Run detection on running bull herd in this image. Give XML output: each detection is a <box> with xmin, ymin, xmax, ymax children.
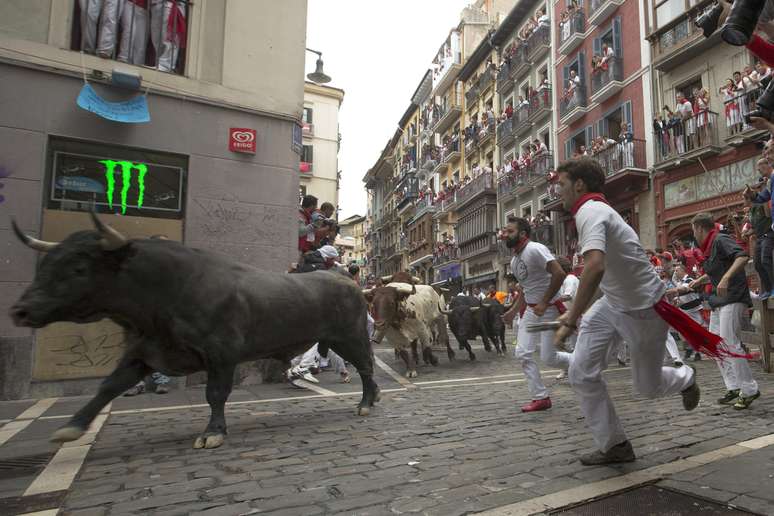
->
<box><xmin>9</xmin><ymin>214</ymin><xmax>510</xmax><ymax>449</ymax></box>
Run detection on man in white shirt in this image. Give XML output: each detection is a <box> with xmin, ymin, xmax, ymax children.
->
<box><xmin>554</xmin><ymin>158</ymin><xmax>699</xmax><ymax>465</ymax></box>
<box><xmin>555</xmin><ymin>257</ymin><xmax>579</xmax><ymax>379</ymax></box>
<box><xmin>501</xmin><ymin>217</ymin><xmax>569</xmax><ymax>412</ymax></box>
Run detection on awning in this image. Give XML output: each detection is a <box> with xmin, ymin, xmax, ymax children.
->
<box><xmin>409</xmin><ymin>254</ymin><xmax>433</xmax><ymax>268</ymax></box>
<box><xmin>463</xmin><ymin>272</ymin><xmax>498</xmax><ymax>286</ymax></box>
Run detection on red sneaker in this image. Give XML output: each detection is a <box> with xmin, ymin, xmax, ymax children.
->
<box><xmin>521</xmin><ymin>398</ymin><xmax>552</xmax><ymax>412</ymax></box>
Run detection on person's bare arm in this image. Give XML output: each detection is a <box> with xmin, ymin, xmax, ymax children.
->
<box><xmin>534</xmin><ymin>260</ymin><xmax>566</xmax><ymax>315</ymax></box>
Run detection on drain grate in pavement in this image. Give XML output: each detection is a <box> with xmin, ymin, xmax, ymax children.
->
<box><xmin>551</xmin><ymin>484</ymin><xmax>761</xmax><ymax>515</ymax></box>
<box><xmin>0</xmin><ymin>454</ymin><xmax>52</xmax><ymax>479</ymax></box>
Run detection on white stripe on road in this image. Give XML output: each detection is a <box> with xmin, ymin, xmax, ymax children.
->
<box><xmin>17</xmin><ymin>510</ymin><xmax>59</xmax><ymax>516</ymax></box>
<box><xmin>0</xmin><ymin>419</ymin><xmax>35</xmax><ymax>447</ymax></box>
<box><xmin>16</xmin><ymin>398</ymin><xmax>58</xmax><ymax>420</ymax></box>
<box><xmin>413</xmin><ymin>371</ymin><xmax>562</xmax><ymax>385</ymax></box>
<box><xmin>374</xmin><ymin>355</ymin><xmax>417</xmax><ymax>389</ymax></box>
<box><xmin>24</xmin><ymin>405</ymin><xmax>111</xmax><ymax>497</ymax></box>
<box><xmin>0</xmin><ymin>398</ymin><xmax>59</xmax><ymax>447</ymax></box>
<box><xmin>477</xmin><ymin>431</ymin><xmax>774</xmax><ymax>516</ymax></box>
<box><xmin>291</xmin><ymin>379</ymin><xmax>337</xmax><ymax>396</ymax></box>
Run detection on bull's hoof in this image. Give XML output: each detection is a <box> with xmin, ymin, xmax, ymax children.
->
<box><xmin>484</xmin><ymin>346</ymin><xmax>492</xmax><ymax>352</ymax></box>
<box><xmin>374</xmin><ymin>388</ymin><xmax>382</xmax><ymax>403</ymax></box>
<box><xmin>357</xmin><ymin>405</ymin><xmax>371</xmax><ymax>416</ymax></box>
<box><xmin>497</xmin><ymin>350</ymin><xmax>504</xmax><ymax>357</ymax></box>
<box><xmin>469</xmin><ymin>353</ymin><xmax>477</xmax><ymax>362</ymax></box>
<box><xmin>407</xmin><ymin>370</ymin><xmax>418</xmax><ymax>378</ymax></box>
<box><xmin>429</xmin><ymin>355</ymin><xmax>439</xmax><ymax>367</ymax></box>
<box><xmin>51</xmin><ymin>426</ymin><xmax>85</xmax><ymax>443</ymax></box>
<box><xmin>193</xmin><ymin>433</ymin><xmax>225</xmax><ymax>449</ymax></box>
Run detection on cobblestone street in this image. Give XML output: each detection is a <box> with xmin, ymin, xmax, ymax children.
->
<box><xmin>1</xmin><ymin>333</ymin><xmax>774</xmax><ymax>515</ymax></box>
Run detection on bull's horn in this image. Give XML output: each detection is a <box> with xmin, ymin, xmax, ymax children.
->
<box><xmin>412</xmin><ymin>276</ymin><xmax>422</xmax><ymax>284</ymax></box>
<box><xmin>89</xmin><ymin>211</ymin><xmax>128</xmax><ymax>250</ymax></box>
<box><xmin>439</xmin><ymin>287</ymin><xmax>450</xmax><ymax>292</ymax></box>
<box><xmin>362</xmin><ymin>288</ymin><xmax>374</xmax><ymax>296</ymax></box>
<box><xmin>11</xmin><ymin>219</ymin><xmax>58</xmax><ymax>252</ymax></box>
<box><xmin>381</xmin><ymin>274</ymin><xmax>393</xmax><ymax>283</ymax></box>
<box><xmin>468</xmin><ymin>306</ymin><xmax>480</xmax><ymax>312</ymax></box>
<box><xmin>393</xmin><ymin>283</ymin><xmax>414</xmax><ymax>295</ymax></box>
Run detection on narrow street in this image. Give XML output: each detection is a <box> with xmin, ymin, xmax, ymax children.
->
<box><xmin>1</xmin><ymin>332</ymin><xmax>773</xmax><ymax>515</ymax></box>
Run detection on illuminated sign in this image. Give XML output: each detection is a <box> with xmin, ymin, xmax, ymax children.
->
<box><xmin>99</xmin><ymin>160</ymin><xmax>147</xmax><ymax>214</ymax></box>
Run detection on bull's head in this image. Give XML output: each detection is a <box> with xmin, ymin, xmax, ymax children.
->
<box><xmin>9</xmin><ymin>213</ymin><xmax>130</xmax><ymax>328</ymax></box>
<box><xmin>362</xmin><ymin>283</ymin><xmax>413</xmax><ymax>342</ymax></box>
<box><xmin>446</xmin><ymin>299</ymin><xmax>480</xmax><ymax>340</ymax></box>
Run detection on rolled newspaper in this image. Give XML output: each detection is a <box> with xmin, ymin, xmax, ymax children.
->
<box><xmin>525</xmin><ymin>320</ymin><xmax>562</xmax><ymax>333</ymax></box>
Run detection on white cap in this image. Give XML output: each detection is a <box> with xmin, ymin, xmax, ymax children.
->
<box><xmin>318</xmin><ymin>245</ymin><xmax>339</xmax><ymax>259</ymax></box>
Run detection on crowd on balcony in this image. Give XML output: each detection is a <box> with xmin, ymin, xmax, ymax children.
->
<box><xmin>570</xmin><ymin>124</ymin><xmax>635</xmax><ymax>170</ymax></box>
<box><xmin>433</xmin><ymin>235</ymin><xmax>458</xmax><ymax>263</ymax></box>
<box><xmin>439</xmin><ymin>132</ymin><xmax>461</xmax><ymax>160</ymax></box>
<box><xmin>720</xmin><ymin>64</ymin><xmax>771</xmax><ymax>135</ymax></box>
<box><xmin>496</xmin><ymin>8</ymin><xmax>549</xmax><ymax>72</ymax></box>
<box><xmin>558</xmin><ymin>0</ymin><xmax>582</xmax><ymax>42</ymax></box>
<box><xmin>497</xmin><ymin>140</ymin><xmax>551</xmax><ymax>187</ymax></box>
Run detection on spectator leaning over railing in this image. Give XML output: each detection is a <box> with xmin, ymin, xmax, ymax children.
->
<box><xmin>743</xmin><ymin>156</ymin><xmax>774</xmax><ymax>299</ymax></box>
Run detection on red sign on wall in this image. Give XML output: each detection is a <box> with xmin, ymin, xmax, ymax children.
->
<box><xmin>229</xmin><ymin>128</ymin><xmax>256</xmax><ymax>154</ymax></box>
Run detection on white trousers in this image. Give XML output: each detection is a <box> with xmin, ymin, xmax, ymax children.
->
<box><xmin>569</xmin><ymin>296</ymin><xmax>694</xmax><ymax>452</ymax></box>
<box><xmin>709</xmin><ymin>303</ymin><xmax>758</xmax><ymax>397</ymax></box>
<box><xmin>150</xmin><ymin>0</ymin><xmax>186</xmax><ymax>71</ymax></box>
<box><xmin>117</xmin><ymin>1</ymin><xmax>148</xmax><ymax>64</ymax></box>
<box><xmin>295</xmin><ymin>343</ymin><xmax>347</xmax><ymax>375</ymax></box>
<box><xmin>515</xmin><ymin>306</ymin><xmax>572</xmax><ymax>400</ymax></box>
<box><xmin>665</xmin><ymin>332</ymin><xmax>681</xmax><ymax>362</ymax></box>
<box><xmin>79</xmin><ymin>0</ymin><xmax>122</xmax><ymax>57</ymax></box>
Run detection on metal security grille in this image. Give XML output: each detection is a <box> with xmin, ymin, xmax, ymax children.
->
<box><xmin>552</xmin><ymin>485</ymin><xmax>760</xmax><ymax>516</ymax></box>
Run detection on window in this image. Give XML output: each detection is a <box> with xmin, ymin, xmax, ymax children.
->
<box><xmin>521</xmin><ymin>203</ymin><xmax>532</xmax><ymax>218</ymax></box>
<box><xmin>564</xmin><ymin>126</ymin><xmax>592</xmax><ymax>159</ymax></box>
<box><xmin>302</xmin><ymin>145</ymin><xmax>314</xmax><ymax>163</ymax></box>
<box><xmin>542</xmin><ymin>131</ymin><xmax>550</xmax><ymax>150</ymax></box>
<box><xmin>675</xmin><ymin>77</ymin><xmax>703</xmax><ymax>103</ymax></box>
<box><xmin>71</xmin><ymin>1</ymin><xmax>190</xmax><ymax>75</ymax></box>
<box><xmin>593</xmin><ymin>17</ymin><xmax>622</xmax><ymax>58</ymax></box>
<box><xmin>46</xmin><ymin>137</ymin><xmax>187</xmax><ymax>220</ymax></box>
<box><xmin>303</xmin><ymin>107</ymin><xmax>313</xmax><ymax>124</ymax></box>
<box><xmin>655</xmin><ymin>0</ymin><xmax>684</xmax><ymax>28</ymax></box>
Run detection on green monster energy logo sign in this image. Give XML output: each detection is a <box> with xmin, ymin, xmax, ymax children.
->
<box><xmin>99</xmin><ymin>160</ymin><xmax>147</xmax><ymax>214</ymax></box>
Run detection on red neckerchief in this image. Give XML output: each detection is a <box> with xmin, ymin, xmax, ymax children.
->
<box><xmin>698</xmin><ymin>228</ymin><xmax>719</xmax><ymax>263</ymax></box>
<box><xmin>570</xmin><ymin>193</ymin><xmax>609</xmax><ymax>216</ymax></box>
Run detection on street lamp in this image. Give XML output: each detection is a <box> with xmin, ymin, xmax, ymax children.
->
<box><xmin>306</xmin><ymin>48</ymin><xmax>332</xmax><ymax>84</ymax></box>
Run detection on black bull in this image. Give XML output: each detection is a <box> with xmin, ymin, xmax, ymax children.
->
<box><xmin>443</xmin><ymin>296</ymin><xmax>509</xmax><ymax>358</ymax></box>
<box><xmin>8</xmin><ymin>214</ymin><xmax>379</xmax><ymax>449</ymax></box>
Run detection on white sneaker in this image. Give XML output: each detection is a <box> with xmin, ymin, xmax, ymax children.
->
<box><xmin>287</xmin><ymin>366</ymin><xmax>320</xmax><ymax>384</ymax></box>
<box><xmin>555</xmin><ymin>371</ymin><xmax>567</xmax><ymax>380</ymax></box>
<box><xmin>320</xmin><ymin>358</ymin><xmax>330</xmax><ymax>369</ymax></box>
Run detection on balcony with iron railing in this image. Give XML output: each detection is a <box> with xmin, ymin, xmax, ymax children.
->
<box><xmin>433</xmin><ymin>90</ymin><xmax>464</xmax><ymax>134</ymax></box>
<box><xmin>526</xmin><ymin>24</ymin><xmax>550</xmax><ymax>61</ymax></box>
<box><xmin>527</xmin><ymin>153</ymin><xmax>554</xmax><ymax>186</ymax></box>
<box><xmin>528</xmin><ymin>88</ymin><xmax>552</xmax><ymax>122</ymax></box>
<box><xmin>558</xmin><ymin>10</ymin><xmax>585</xmax><ymax>55</ymax></box>
<box><xmin>654</xmin><ymin>111</ymin><xmax>722</xmax><ymax>170</ymax></box>
<box><xmin>477</xmin><ymin>67</ymin><xmax>495</xmax><ymax>95</ymax></box>
<box><xmin>497</xmin><ymin>118</ymin><xmax>514</xmax><ymax>147</ymax></box>
<box><xmin>513</xmin><ymin>105</ymin><xmax>531</xmax><ymax>137</ymax></box>
<box><xmin>409</xmin><ymin>238</ymin><xmax>433</xmax><ymax>264</ymax></box>
<box><xmin>465</xmin><ymin>83</ymin><xmax>479</xmax><ymax>108</ymax></box>
<box><xmin>560</xmin><ymin>85</ymin><xmax>588</xmax><ymax>124</ymax></box>
<box><xmin>590</xmin><ymin>56</ymin><xmax>624</xmax><ymax>104</ymax></box>
<box><xmin>413</xmin><ymin>195</ymin><xmax>437</xmax><ymax>219</ymax></box>
<box><xmin>478</xmin><ymin>123</ymin><xmax>495</xmax><ymax>147</ymax></box>
<box><xmin>433</xmin><ymin>49</ymin><xmax>463</xmax><ymax>96</ymax></box>
<box><xmin>464</xmin><ymin>136</ymin><xmax>478</xmax><ymax>156</ymax></box>
<box><xmin>383</xmin><ymin>243</ymin><xmax>397</xmax><ymax>260</ymax></box>
<box><xmin>497</xmin><ymin>62</ymin><xmax>513</xmax><ymax>94</ymax></box>
<box><xmin>590</xmin><ymin>139</ymin><xmax>649</xmax><ymax>199</ymax></box>
<box><xmin>455</xmin><ymin>171</ymin><xmax>495</xmax><ymax>211</ymax></box>
<box><xmin>724</xmin><ymin>88</ymin><xmax>770</xmax><ymax>144</ymax></box>
<box><xmin>422</xmin><ymin>147</ymin><xmax>440</xmax><ymax>170</ymax></box>
<box><xmin>651</xmin><ymin>8</ymin><xmax>721</xmax><ymax>72</ymax></box>
<box><xmin>497</xmin><ymin>170</ymin><xmax>519</xmax><ymax>198</ymax></box>
<box><xmin>542</xmin><ymin>181</ymin><xmax>564</xmax><ymax>211</ymax></box>
<box><xmin>433</xmin><ymin>244</ymin><xmax>460</xmax><ymax>266</ymax></box>
<box><xmin>496</xmin><ymin>240</ymin><xmax>512</xmax><ymax>264</ymax></box>
<box><xmin>509</xmin><ymin>44</ymin><xmax>531</xmax><ymax>80</ymax></box>
<box><xmin>588</xmin><ymin>0</ymin><xmax>624</xmax><ymax>26</ymax></box>
<box><xmin>433</xmin><ymin>190</ymin><xmax>459</xmax><ymax>217</ymax></box>
<box><xmin>460</xmin><ymin>232</ymin><xmax>499</xmax><ymax>260</ymax></box>
<box><xmin>442</xmin><ymin>138</ymin><xmax>461</xmax><ymax>163</ymax></box>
